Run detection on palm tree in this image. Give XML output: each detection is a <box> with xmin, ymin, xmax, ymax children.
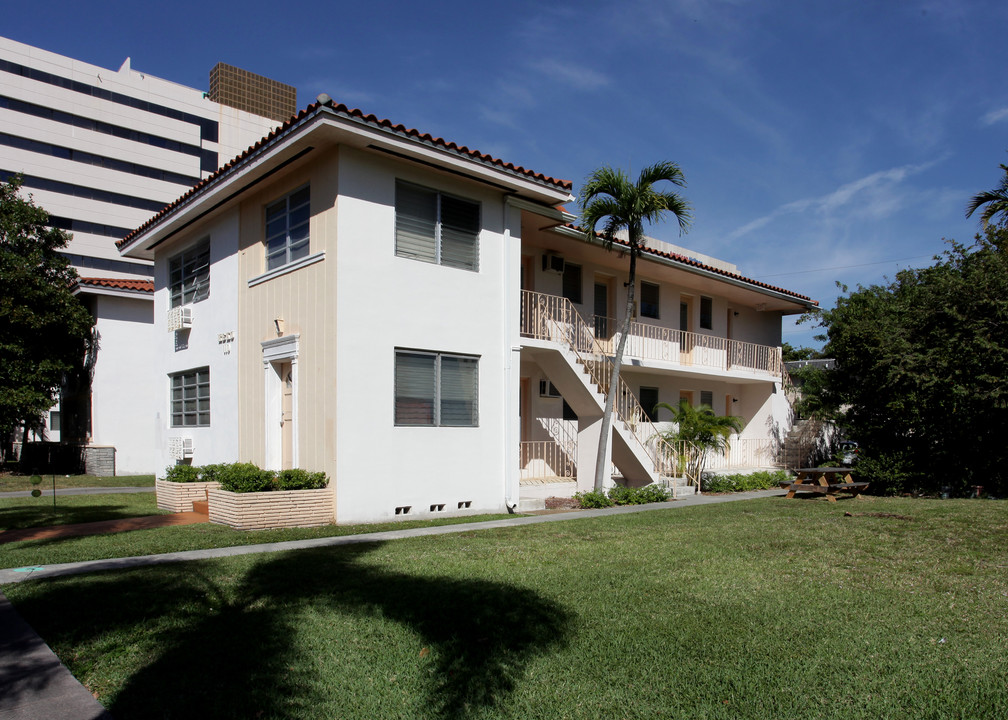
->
<box><xmin>965</xmin><ymin>162</ymin><xmax>1008</xmax><ymax>229</ymax></box>
<box><xmin>579</xmin><ymin>162</ymin><xmax>691</xmax><ymax>491</ymax></box>
<box><xmin>655</xmin><ymin>399</ymin><xmax>743</xmax><ymax>483</ymax></box>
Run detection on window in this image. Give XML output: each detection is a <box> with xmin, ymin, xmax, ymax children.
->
<box><xmin>395</xmin><ymin>181</ymin><xmax>480</xmax><ymax>271</ymax></box>
<box><xmin>562</xmin><ymin>263</ymin><xmax>582</xmax><ymax>304</ymax></box>
<box><xmin>169</xmin><ymin>240</ymin><xmax>210</xmax><ymax>308</ymax></box>
<box><xmin>562</xmin><ymin>399</ymin><xmax>578</xmax><ymax>421</ymax></box>
<box><xmin>49</xmin><ymin>411</ymin><xmax>61</xmax><ymax>432</ymax></box>
<box><xmin>395</xmin><ymin>350</ymin><xmax>478</xmax><ymax>427</ymax></box>
<box><xmin>700</xmin><ymin>390</ymin><xmax>713</xmax><ymax>408</ymax></box>
<box><xmin>640</xmin><ymin>281</ymin><xmax>660</xmax><ymax>319</ymax></box>
<box><xmin>265</xmin><ymin>185</ymin><xmax>310</xmax><ymax>271</ymax></box>
<box><xmin>639</xmin><ymin>387</ymin><xmax>659</xmax><ymax>421</ymax></box>
<box><xmin>700</xmin><ymin>296</ymin><xmax>713</xmax><ymax>330</ymax></box>
<box><xmin>170</xmin><ymin>367</ymin><xmax>210</xmax><ymax>427</ymax></box>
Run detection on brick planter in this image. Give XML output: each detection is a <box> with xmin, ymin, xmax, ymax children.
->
<box><xmin>207</xmin><ymin>487</ymin><xmax>334</xmax><ymax>530</ymax></box>
<box><xmin>156</xmin><ymin>479</ymin><xmax>221</xmax><ymax>513</ymax></box>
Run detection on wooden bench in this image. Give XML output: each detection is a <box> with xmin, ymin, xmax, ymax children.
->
<box><xmin>784</xmin><ymin>468</ymin><xmax>869</xmax><ymax>502</ymax></box>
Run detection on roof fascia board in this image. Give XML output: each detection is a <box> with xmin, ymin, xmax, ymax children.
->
<box><xmin>72</xmin><ymin>285</ymin><xmax>153</xmax><ymax>300</ymax></box>
<box><xmin>553</xmin><ymin>225</ymin><xmax>816</xmax><ymax>311</ymax></box>
<box><xmin>505</xmin><ymin>195</ymin><xmax>577</xmax><ymax>223</ymax></box>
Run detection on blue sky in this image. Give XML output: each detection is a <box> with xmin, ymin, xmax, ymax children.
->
<box><xmin>7</xmin><ymin>0</ymin><xmax>1008</xmax><ymax>348</ymax></box>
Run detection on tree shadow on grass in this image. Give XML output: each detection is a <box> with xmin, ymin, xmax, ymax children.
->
<box><xmin>12</xmin><ymin>542</ymin><xmax>571</xmax><ymax>719</ymax></box>
<box><xmin>0</xmin><ymin>502</ymin><xmax>162</xmax><ymax>533</ymax></box>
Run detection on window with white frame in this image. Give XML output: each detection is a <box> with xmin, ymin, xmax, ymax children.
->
<box><xmin>394</xmin><ymin>350</ymin><xmax>479</xmax><ymax>426</ymax></box>
<box><xmin>640</xmin><ymin>281</ymin><xmax>660</xmax><ymax>319</ymax></box>
<box><xmin>170</xmin><ymin>367</ymin><xmax>210</xmax><ymax>427</ymax></box>
<box><xmin>395</xmin><ymin>181</ymin><xmax>480</xmax><ymax>271</ymax></box>
<box><xmin>169</xmin><ymin>239</ymin><xmax>210</xmax><ymax>308</ymax></box>
<box><xmin>265</xmin><ymin>185</ymin><xmax>310</xmax><ymax>271</ymax></box>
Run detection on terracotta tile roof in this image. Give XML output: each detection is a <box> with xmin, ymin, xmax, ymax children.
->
<box><xmin>566</xmin><ymin>224</ymin><xmax>818</xmax><ymax>306</ymax></box>
<box><xmin>73</xmin><ymin>276</ymin><xmax>154</xmax><ymax>293</ymax></box>
<box><xmin>118</xmin><ymin>98</ymin><xmax>572</xmax><ymax>251</ymax></box>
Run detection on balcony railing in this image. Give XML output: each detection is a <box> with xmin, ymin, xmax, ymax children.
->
<box><xmin>519</xmin><ymin>440</ymin><xmax>577</xmax><ymax>483</ymax></box>
<box><xmin>589</xmin><ymin>314</ymin><xmax>782</xmax><ymax>378</ymax></box>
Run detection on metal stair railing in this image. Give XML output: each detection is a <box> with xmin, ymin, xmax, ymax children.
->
<box><xmin>521</xmin><ymin>290</ymin><xmax>696</xmax><ymax>488</ymax></box>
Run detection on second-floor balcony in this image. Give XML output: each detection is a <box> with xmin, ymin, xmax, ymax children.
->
<box><xmin>520</xmin><ymin>290</ymin><xmax>783</xmax><ymax>380</ymax></box>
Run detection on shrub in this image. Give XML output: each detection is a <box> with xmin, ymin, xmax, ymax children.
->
<box><xmin>275</xmin><ymin>468</ymin><xmax>329</xmax><ymax>491</ymax></box>
<box><xmin>633</xmin><ymin>483</ymin><xmax>672</xmax><ymax>504</ymax></box>
<box><xmin>702</xmin><ymin>470</ymin><xmax>792</xmax><ymax>493</ymax></box>
<box><xmin>164</xmin><ymin>463</ymin><xmax>200</xmax><ymax>483</ymax></box>
<box><xmin>198</xmin><ymin>463</ymin><xmax>226</xmax><ymax>485</ymax></box>
<box><xmin>574</xmin><ymin>490</ymin><xmax>613</xmax><ymax>508</ymax></box>
<box><xmin>216</xmin><ymin>463</ymin><xmax>275</xmax><ymax>493</ymax></box>
<box><xmin>606</xmin><ymin>486</ymin><xmax>636</xmax><ymax>506</ymax></box>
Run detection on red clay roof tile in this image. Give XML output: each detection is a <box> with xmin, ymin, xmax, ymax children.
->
<box><xmin>73</xmin><ymin>277</ymin><xmax>154</xmax><ymax>293</ymax></box>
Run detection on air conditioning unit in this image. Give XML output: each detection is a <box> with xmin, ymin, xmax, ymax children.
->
<box><xmin>539</xmin><ymin>380</ymin><xmax>561</xmax><ymax>398</ymax></box>
<box><xmin>166</xmin><ymin>306</ymin><xmax>193</xmax><ymax>332</ymax></box>
<box><xmin>542</xmin><ymin>252</ymin><xmax>565</xmax><ymax>275</ymax></box>
<box><xmin>167</xmin><ymin>437</ymin><xmax>194</xmax><ymax>460</ymax></box>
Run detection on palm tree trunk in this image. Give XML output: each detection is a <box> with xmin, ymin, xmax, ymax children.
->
<box><xmin>593</xmin><ymin>248</ymin><xmax>638</xmax><ymax>491</ymax></box>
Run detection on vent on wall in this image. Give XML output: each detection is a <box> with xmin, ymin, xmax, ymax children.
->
<box><xmin>167</xmin><ymin>306</ymin><xmax>193</xmax><ymax>332</ymax></box>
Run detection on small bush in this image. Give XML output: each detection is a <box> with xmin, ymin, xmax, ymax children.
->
<box><xmin>633</xmin><ymin>484</ymin><xmax>672</xmax><ymax>504</ymax></box>
<box><xmin>197</xmin><ymin>463</ymin><xmax>226</xmax><ymax>485</ymax></box>
<box><xmin>574</xmin><ymin>490</ymin><xmax>614</xmax><ymax>508</ymax></box>
<box><xmin>275</xmin><ymin>468</ymin><xmax>329</xmax><ymax>491</ymax></box>
<box><xmin>702</xmin><ymin>470</ymin><xmax>792</xmax><ymax>493</ymax></box>
<box><xmin>216</xmin><ymin>463</ymin><xmax>275</xmax><ymax>493</ymax></box>
<box><xmin>164</xmin><ymin>463</ymin><xmax>200</xmax><ymax>483</ymax></box>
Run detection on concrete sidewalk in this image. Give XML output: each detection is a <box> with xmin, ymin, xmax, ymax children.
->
<box><xmin>0</xmin><ymin>592</ymin><xmax>111</xmax><ymax>720</ymax></box>
<box><xmin>0</xmin><ymin>486</ymin><xmax>155</xmax><ymax>499</ymax></box>
<box><xmin>0</xmin><ymin>488</ymin><xmax>786</xmax><ymax>585</ymax></box>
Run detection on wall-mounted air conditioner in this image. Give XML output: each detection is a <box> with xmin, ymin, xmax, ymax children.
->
<box><xmin>167</xmin><ymin>306</ymin><xmax>193</xmax><ymax>332</ymax></box>
<box><xmin>542</xmin><ymin>252</ymin><xmax>565</xmax><ymax>275</ymax></box>
<box><xmin>539</xmin><ymin>380</ymin><xmax>561</xmax><ymax>398</ymax></box>
<box><xmin>167</xmin><ymin>437</ymin><xmax>194</xmax><ymax>460</ymax></box>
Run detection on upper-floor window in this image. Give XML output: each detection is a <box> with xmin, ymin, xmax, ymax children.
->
<box><xmin>265</xmin><ymin>185</ymin><xmax>310</xmax><ymax>271</ymax></box>
<box><xmin>395</xmin><ymin>181</ymin><xmax>480</xmax><ymax>271</ymax></box>
<box><xmin>169</xmin><ymin>239</ymin><xmax>210</xmax><ymax>308</ymax></box>
<box><xmin>700</xmin><ymin>296</ymin><xmax>713</xmax><ymax>330</ymax></box>
<box><xmin>394</xmin><ymin>349</ymin><xmax>479</xmax><ymax>427</ymax></box>
<box><xmin>170</xmin><ymin>367</ymin><xmax>210</xmax><ymax>427</ymax></box>
<box><xmin>640</xmin><ymin>281</ymin><xmax>660</xmax><ymax>319</ymax></box>
<box><xmin>562</xmin><ymin>263</ymin><xmax>582</xmax><ymax>304</ymax></box>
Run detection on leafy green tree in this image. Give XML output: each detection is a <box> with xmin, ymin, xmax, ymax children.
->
<box><xmin>782</xmin><ymin>342</ymin><xmax>822</xmax><ymax>362</ymax></box>
<box><xmin>814</xmin><ymin>225</ymin><xmax>1008</xmax><ymax>496</ymax></box>
<box><xmin>655</xmin><ymin>399</ymin><xmax>743</xmax><ymax>483</ymax></box>
<box><xmin>579</xmin><ymin>162</ymin><xmax>691</xmax><ymax>491</ymax></box>
<box><xmin>965</xmin><ymin>160</ymin><xmax>1008</xmax><ymax>229</ymax></box>
<box><xmin>0</xmin><ymin>176</ymin><xmax>94</xmax><ymax>447</ymax></box>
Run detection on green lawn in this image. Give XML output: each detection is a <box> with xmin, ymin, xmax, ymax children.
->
<box><xmin>0</xmin><ymin>492</ymin><xmax>167</xmax><ymax>532</ymax></box>
<box><xmin>0</xmin><ymin>473</ymin><xmax>155</xmax><ymax>492</ymax></box>
<box><xmin>4</xmin><ymin>496</ymin><xmax>1006</xmax><ymax>719</ymax></box>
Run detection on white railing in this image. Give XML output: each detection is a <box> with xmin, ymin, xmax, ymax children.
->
<box><xmin>702</xmin><ymin>438</ymin><xmax>783</xmax><ymax>471</ymax></box>
<box><xmin>520</xmin><ymin>290</ymin><xmax>695</xmax><ymax>486</ymax></box>
<box><xmin>591</xmin><ymin>315</ymin><xmax>783</xmax><ymax>378</ymax></box>
<box><xmin>519</xmin><ymin>440</ymin><xmax>577</xmax><ymax>483</ymax></box>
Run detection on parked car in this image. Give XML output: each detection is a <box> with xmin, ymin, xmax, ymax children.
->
<box><xmin>838</xmin><ymin>441</ymin><xmax>859</xmax><ymax>466</ymax></box>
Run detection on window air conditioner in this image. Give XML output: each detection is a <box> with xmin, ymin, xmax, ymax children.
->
<box><xmin>539</xmin><ymin>380</ymin><xmax>561</xmax><ymax>398</ymax></box>
<box><xmin>181</xmin><ymin>437</ymin><xmax>194</xmax><ymax>457</ymax></box>
<box><xmin>167</xmin><ymin>306</ymin><xmax>193</xmax><ymax>332</ymax></box>
<box><xmin>168</xmin><ymin>437</ymin><xmax>195</xmax><ymax>460</ymax></box>
<box><xmin>542</xmin><ymin>252</ymin><xmax>565</xmax><ymax>275</ymax></box>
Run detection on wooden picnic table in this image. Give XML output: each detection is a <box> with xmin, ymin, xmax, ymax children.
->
<box><xmin>781</xmin><ymin>467</ymin><xmax>869</xmax><ymax>502</ymax></box>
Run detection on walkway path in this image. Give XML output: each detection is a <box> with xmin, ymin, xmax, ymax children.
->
<box><xmin>0</xmin><ymin>508</ymin><xmax>207</xmax><ymax>545</ymax></box>
<box><xmin>0</xmin><ymin>488</ymin><xmax>785</xmax><ymax>720</ymax></box>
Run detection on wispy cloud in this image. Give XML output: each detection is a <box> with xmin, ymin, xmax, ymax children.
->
<box><xmin>982</xmin><ymin>107</ymin><xmax>1008</xmax><ymax>125</ymax></box>
<box><xmin>727</xmin><ymin>161</ymin><xmax>940</xmax><ymax>240</ymax></box>
<box><xmin>528</xmin><ymin>59</ymin><xmax>611</xmax><ymax>91</ymax></box>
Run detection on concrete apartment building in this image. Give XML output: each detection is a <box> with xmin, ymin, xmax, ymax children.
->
<box><xmin>0</xmin><ymin>35</ymin><xmax>294</xmax><ymax>473</ymax></box>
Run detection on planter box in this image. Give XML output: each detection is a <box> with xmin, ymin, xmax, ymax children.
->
<box><xmin>156</xmin><ymin>479</ymin><xmax>221</xmax><ymax>513</ymax></box>
<box><xmin>208</xmin><ymin>487</ymin><xmax>334</xmax><ymax>530</ymax></box>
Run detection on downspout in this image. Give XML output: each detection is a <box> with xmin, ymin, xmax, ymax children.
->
<box><xmin>503</xmin><ymin>195</ymin><xmax>518</xmax><ymax>512</ymax></box>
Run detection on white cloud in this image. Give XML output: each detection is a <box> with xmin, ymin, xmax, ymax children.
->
<box><xmin>982</xmin><ymin>107</ymin><xmax>1008</xmax><ymax>125</ymax></box>
<box><xmin>528</xmin><ymin>58</ymin><xmax>611</xmax><ymax>91</ymax></box>
<box><xmin>727</xmin><ymin>161</ymin><xmax>939</xmax><ymax>240</ymax></box>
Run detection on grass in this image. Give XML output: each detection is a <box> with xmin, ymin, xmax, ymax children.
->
<box><xmin>0</xmin><ymin>473</ymin><xmax>155</xmax><ymax>492</ymax></box>
<box><xmin>4</xmin><ymin>495</ymin><xmax>1007</xmax><ymax>719</ymax></box>
<box><xmin>0</xmin><ymin>491</ymin><xmax>520</xmax><ymax>567</ymax></box>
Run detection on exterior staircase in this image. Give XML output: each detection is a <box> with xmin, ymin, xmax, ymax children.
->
<box><xmin>521</xmin><ymin>291</ymin><xmax>696</xmax><ymax>496</ymax></box>
<box><xmin>783</xmin><ymin>418</ymin><xmax>824</xmax><ymax>469</ymax></box>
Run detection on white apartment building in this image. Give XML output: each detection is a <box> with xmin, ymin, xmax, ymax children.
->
<box><xmin>0</xmin><ymin>36</ymin><xmax>292</xmax><ymax>473</ymax></box>
<box><xmin>119</xmin><ymin>98</ymin><xmax>817</xmax><ymax>523</ymax></box>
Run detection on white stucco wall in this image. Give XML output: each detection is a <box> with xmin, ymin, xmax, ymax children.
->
<box><xmin>89</xmin><ymin>294</ymin><xmax>155</xmax><ymax>474</ymax></box>
<box><xmin>332</xmin><ymin>147</ymin><xmax>520</xmax><ymax>523</ymax></box>
<box><xmin>153</xmin><ymin>214</ymin><xmax>241</xmax><ymax>476</ymax></box>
